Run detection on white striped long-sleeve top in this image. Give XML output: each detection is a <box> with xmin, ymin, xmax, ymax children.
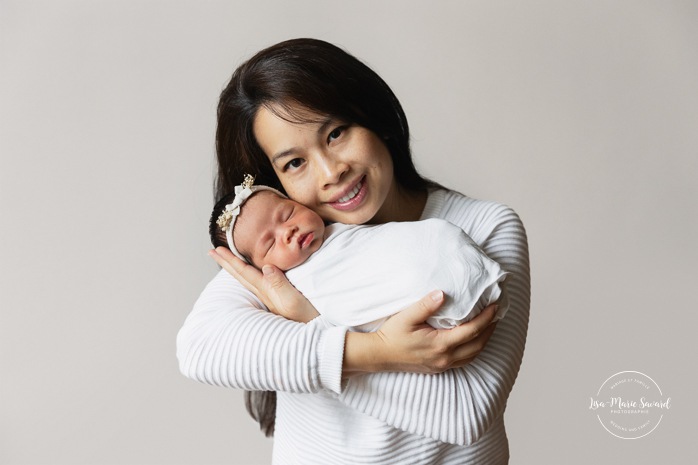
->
<box><xmin>177</xmin><ymin>188</ymin><xmax>531</xmax><ymax>464</ymax></box>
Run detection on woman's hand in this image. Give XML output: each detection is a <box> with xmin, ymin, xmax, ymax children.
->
<box><xmin>343</xmin><ymin>290</ymin><xmax>498</xmax><ymax>375</ymax></box>
<box><xmin>208</xmin><ymin>247</ymin><xmax>320</xmax><ymax>323</ymax></box>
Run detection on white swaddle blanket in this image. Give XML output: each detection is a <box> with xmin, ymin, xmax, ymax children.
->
<box><xmin>286</xmin><ymin>218</ymin><xmax>508</xmax><ymax>332</ymax></box>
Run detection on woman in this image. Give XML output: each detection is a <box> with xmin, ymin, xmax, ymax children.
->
<box><xmin>177</xmin><ymin>38</ymin><xmax>530</xmax><ymax>464</ymax></box>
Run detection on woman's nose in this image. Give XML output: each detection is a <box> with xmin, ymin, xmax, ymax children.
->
<box><xmin>316</xmin><ymin>154</ymin><xmax>349</xmax><ymax>189</ymax></box>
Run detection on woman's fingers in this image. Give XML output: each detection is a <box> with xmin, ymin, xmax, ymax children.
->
<box><xmin>209</xmin><ymin>247</ymin><xmax>266</xmax><ymax>303</ymax></box>
<box><xmin>209</xmin><ymin>248</ymin><xmax>319</xmax><ymax>322</ymax></box>
<box><xmin>443</xmin><ymin>304</ymin><xmax>498</xmax><ymax>348</ymax></box>
<box><xmin>260</xmin><ymin>265</ymin><xmax>320</xmax><ymax>322</ymax></box>
<box><xmin>214</xmin><ymin>247</ymin><xmax>263</xmax><ymax>285</ymax></box>
<box><xmin>369</xmin><ymin>296</ymin><xmax>499</xmax><ymax>374</ymax></box>
<box><xmin>261</xmin><ymin>265</ymin><xmax>287</xmax><ymax>291</ymax></box>
<box><xmin>397</xmin><ymin>290</ymin><xmax>445</xmax><ymax>326</ymax></box>
<box><xmin>446</xmin><ymin>322</ymin><xmax>497</xmax><ymax>369</ymax></box>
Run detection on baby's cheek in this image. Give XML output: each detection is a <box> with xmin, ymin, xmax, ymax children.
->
<box><xmin>286</xmin><ymin>250</ymin><xmax>305</xmax><ymax>271</ymax></box>
<box><xmin>293</xmin><ymin>250</ymin><xmax>306</xmax><ymax>268</ymax></box>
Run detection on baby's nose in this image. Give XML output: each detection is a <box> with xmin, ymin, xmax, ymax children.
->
<box><xmin>281</xmin><ymin>224</ymin><xmax>297</xmax><ymax>243</ymax></box>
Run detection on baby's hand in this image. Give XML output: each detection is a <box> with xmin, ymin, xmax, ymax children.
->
<box><xmin>209</xmin><ymin>247</ymin><xmax>320</xmax><ymax>323</ymax></box>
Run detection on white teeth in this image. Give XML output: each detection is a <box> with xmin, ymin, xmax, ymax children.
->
<box><xmin>337</xmin><ymin>181</ymin><xmax>362</xmax><ymax>203</ymax></box>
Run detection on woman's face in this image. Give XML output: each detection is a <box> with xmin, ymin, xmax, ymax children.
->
<box><xmin>252</xmin><ymin>104</ymin><xmax>399</xmax><ymax>225</ymax></box>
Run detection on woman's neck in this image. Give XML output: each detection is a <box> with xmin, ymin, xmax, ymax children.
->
<box><xmin>369</xmin><ymin>186</ymin><xmax>428</xmax><ymax>224</ymax></box>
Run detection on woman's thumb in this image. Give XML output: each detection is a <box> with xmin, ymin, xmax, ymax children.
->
<box><xmin>405</xmin><ymin>290</ymin><xmax>444</xmax><ymax>323</ymax></box>
<box><xmin>262</xmin><ymin>265</ymin><xmax>288</xmax><ymax>290</ymax></box>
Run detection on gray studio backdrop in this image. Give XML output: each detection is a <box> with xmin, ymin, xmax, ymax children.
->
<box><xmin>1</xmin><ymin>1</ymin><xmax>696</xmax><ymax>464</ymax></box>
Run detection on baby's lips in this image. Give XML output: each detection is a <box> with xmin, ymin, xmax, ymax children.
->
<box><xmin>298</xmin><ymin>232</ymin><xmax>313</xmax><ymax>249</ymax></box>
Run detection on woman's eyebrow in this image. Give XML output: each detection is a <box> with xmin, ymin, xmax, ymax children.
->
<box><xmin>271</xmin><ymin>148</ymin><xmax>298</xmax><ymax>166</ymax></box>
<box><xmin>316</xmin><ymin>116</ymin><xmax>334</xmax><ymax>136</ymax></box>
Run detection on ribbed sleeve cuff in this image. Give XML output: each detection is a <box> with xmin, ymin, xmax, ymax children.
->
<box><xmin>317</xmin><ymin>324</ymin><xmax>348</xmax><ymax>395</ymax></box>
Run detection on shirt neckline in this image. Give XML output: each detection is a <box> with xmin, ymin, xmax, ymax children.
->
<box><xmin>419</xmin><ymin>188</ymin><xmax>446</xmax><ymax>220</ymax></box>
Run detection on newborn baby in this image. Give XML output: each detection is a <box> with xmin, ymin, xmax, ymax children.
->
<box><xmin>212</xmin><ymin>176</ymin><xmax>508</xmax><ymax>331</ymax></box>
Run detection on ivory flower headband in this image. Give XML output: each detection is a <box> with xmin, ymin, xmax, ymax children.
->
<box><xmin>216</xmin><ymin>174</ymin><xmax>287</xmax><ymax>262</ymax></box>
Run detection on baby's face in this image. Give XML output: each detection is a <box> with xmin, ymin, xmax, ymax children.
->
<box><xmin>234</xmin><ymin>191</ymin><xmax>325</xmax><ymax>271</ymax></box>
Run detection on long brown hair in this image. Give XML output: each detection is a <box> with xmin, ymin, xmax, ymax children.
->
<box><xmin>215</xmin><ymin>38</ymin><xmax>438</xmax><ymax>436</ymax></box>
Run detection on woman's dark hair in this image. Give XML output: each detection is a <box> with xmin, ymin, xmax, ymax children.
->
<box><xmin>215</xmin><ymin>38</ymin><xmax>438</xmax><ymax>437</ymax></box>
<box><xmin>215</xmin><ymin>37</ymin><xmax>438</xmax><ymax>202</ymax></box>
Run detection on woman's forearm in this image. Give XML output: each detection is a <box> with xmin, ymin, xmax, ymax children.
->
<box><xmin>177</xmin><ymin>269</ymin><xmax>335</xmax><ymax>393</ymax></box>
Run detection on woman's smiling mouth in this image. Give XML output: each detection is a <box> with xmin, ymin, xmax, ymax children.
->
<box><xmin>328</xmin><ymin>177</ymin><xmax>367</xmax><ymax>211</ymax></box>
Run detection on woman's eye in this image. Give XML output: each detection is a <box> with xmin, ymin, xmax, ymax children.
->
<box><xmin>286</xmin><ymin>207</ymin><xmax>294</xmax><ymax>221</ymax></box>
<box><xmin>284</xmin><ymin>158</ymin><xmax>304</xmax><ymax>171</ymax></box>
<box><xmin>328</xmin><ymin>126</ymin><xmax>345</xmax><ymax>142</ymax></box>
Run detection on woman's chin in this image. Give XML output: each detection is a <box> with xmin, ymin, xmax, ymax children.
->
<box><xmin>324</xmin><ymin>208</ymin><xmax>376</xmax><ymax>225</ymax></box>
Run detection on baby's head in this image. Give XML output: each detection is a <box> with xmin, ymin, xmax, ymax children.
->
<box><xmin>211</xmin><ymin>176</ymin><xmax>325</xmax><ymax>271</ymax></box>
